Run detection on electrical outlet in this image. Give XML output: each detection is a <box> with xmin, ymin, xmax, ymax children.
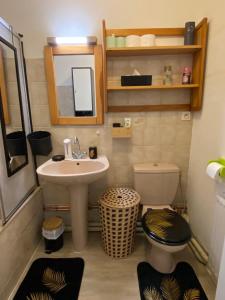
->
<box><xmin>124</xmin><ymin>118</ymin><xmax>131</xmax><ymax>128</ymax></box>
<box><xmin>181</xmin><ymin>112</ymin><xmax>191</xmax><ymax>121</ymax></box>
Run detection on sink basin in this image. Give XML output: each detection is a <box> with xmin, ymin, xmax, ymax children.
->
<box><xmin>36</xmin><ymin>155</ymin><xmax>109</xmax><ymax>251</ymax></box>
<box><xmin>37</xmin><ymin>155</ymin><xmax>109</xmax><ymax>185</ymax></box>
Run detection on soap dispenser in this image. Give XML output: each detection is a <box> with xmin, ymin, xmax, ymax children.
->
<box><xmin>64</xmin><ymin>138</ymin><xmax>73</xmax><ymax>160</ymax></box>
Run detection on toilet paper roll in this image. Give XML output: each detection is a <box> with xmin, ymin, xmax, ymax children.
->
<box><xmin>140</xmin><ymin>34</ymin><xmax>155</xmax><ymax>46</ymax></box>
<box><xmin>125</xmin><ymin>35</ymin><xmax>140</xmax><ymax>47</ymax></box>
<box><xmin>206</xmin><ymin>162</ymin><xmax>222</xmax><ymax>179</ymax></box>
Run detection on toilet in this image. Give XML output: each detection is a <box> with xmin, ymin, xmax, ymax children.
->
<box><xmin>133</xmin><ymin>162</ymin><xmax>191</xmax><ymax>273</ymax></box>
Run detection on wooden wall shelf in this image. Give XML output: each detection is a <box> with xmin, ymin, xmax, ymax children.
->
<box><xmin>106</xmin><ymin>45</ymin><xmax>202</xmax><ymax>56</ymax></box>
<box><xmin>107</xmin><ymin>84</ymin><xmax>199</xmax><ymax>91</ymax></box>
<box><xmin>102</xmin><ymin>18</ymin><xmax>208</xmax><ymax>113</ymax></box>
<box><xmin>112</xmin><ymin>127</ymin><xmax>132</xmax><ymax>138</ymax></box>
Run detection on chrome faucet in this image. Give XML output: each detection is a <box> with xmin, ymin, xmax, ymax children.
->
<box><xmin>72</xmin><ymin>136</ymin><xmax>87</xmax><ymax>159</ymax></box>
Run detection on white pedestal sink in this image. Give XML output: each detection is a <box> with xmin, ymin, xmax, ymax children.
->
<box><xmin>37</xmin><ymin>156</ymin><xmax>109</xmax><ymax>251</ymax></box>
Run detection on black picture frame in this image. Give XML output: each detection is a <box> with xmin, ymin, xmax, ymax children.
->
<box><xmin>71</xmin><ymin>67</ymin><xmax>94</xmax><ymax>117</ymax></box>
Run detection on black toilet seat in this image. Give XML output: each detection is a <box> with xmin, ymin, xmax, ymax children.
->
<box><xmin>142</xmin><ymin>208</ymin><xmax>191</xmax><ymax>246</ymax></box>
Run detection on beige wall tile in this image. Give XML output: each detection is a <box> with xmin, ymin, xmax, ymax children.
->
<box><xmin>7</xmin><ymin>82</ymin><xmax>19</xmax><ymax>105</ymax></box>
<box><xmin>175</xmin><ymin>123</ymin><xmax>193</xmax><ymax>146</ymax></box>
<box><xmin>5</xmin><ymin>58</ymin><xmax>17</xmax><ymax>82</ymax></box>
<box><xmin>32</xmin><ymin>104</ymin><xmax>51</xmax><ymax>127</ymax></box>
<box><xmin>9</xmin><ymin>105</ymin><xmax>22</xmax><ymax>128</ymax></box>
<box><xmin>160</xmin><ymin>111</ymin><xmax>178</xmax><ymax>126</ymax></box>
<box><xmin>144</xmin><ymin>145</ymin><xmax>161</xmax><ymax>162</ymax></box>
<box><xmin>145</xmin><ymin>112</ymin><xmax>161</xmax><ymax>127</ymax></box>
<box><xmin>130</xmin><ymin>146</ymin><xmax>148</xmax><ymax>164</ymax></box>
<box><xmin>161</xmin><ymin>90</ymin><xmax>190</xmax><ymax>105</ymax></box>
<box><xmin>30</xmin><ymin>82</ymin><xmax>48</xmax><ymax>105</ymax></box>
<box><xmin>0</xmin><ymin>188</ymin><xmax>43</xmax><ymax>299</ymax></box>
<box><xmin>26</xmin><ymin>59</ymin><xmax>46</xmax><ymax>82</ymax></box>
<box><xmin>144</xmin><ymin>126</ymin><xmax>160</xmax><ymax>146</ymax></box>
<box><xmin>160</xmin><ymin>125</ymin><xmax>177</xmax><ymax>145</ymax></box>
<box><xmin>131</xmin><ymin>116</ymin><xmax>145</xmax><ymax>146</ymax></box>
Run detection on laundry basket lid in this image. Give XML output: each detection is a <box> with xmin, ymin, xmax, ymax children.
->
<box><xmin>100</xmin><ymin>187</ymin><xmax>140</xmax><ymax>208</ymax></box>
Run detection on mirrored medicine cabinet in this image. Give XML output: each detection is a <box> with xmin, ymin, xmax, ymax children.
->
<box><xmin>44</xmin><ymin>45</ymin><xmax>104</xmax><ymax>125</ymax></box>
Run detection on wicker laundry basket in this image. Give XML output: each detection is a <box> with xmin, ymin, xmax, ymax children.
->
<box><xmin>99</xmin><ymin>187</ymin><xmax>140</xmax><ymax>258</ymax></box>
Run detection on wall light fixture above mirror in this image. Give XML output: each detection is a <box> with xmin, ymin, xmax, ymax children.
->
<box><xmin>44</xmin><ymin>44</ymin><xmax>104</xmax><ymax>125</ymax></box>
<box><xmin>47</xmin><ymin>36</ymin><xmax>97</xmax><ymax>46</ymax></box>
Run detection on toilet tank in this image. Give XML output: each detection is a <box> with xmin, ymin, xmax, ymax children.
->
<box><xmin>133</xmin><ymin>163</ymin><xmax>180</xmax><ymax>205</ymax></box>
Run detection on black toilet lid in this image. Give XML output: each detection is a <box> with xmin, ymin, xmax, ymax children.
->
<box><xmin>142</xmin><ymin>209</ymin><xmax>191</xmax><ymax>246</ymax></box>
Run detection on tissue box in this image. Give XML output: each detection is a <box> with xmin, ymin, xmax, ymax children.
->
<box><xmin>121</xmin><ymin>75</ymin><xmax>152</xmax><ymax>86</ymax></box>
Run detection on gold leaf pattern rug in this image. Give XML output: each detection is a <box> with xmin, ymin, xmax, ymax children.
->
<box><xmin>13</xmin><ymin>258</ymin><xmax>84</xmax><ymax>300</ymax></box>
<box><xmin>137</xmin><ymin>262</ymin><xmax>208</xmax><ymax>300</ymax></box>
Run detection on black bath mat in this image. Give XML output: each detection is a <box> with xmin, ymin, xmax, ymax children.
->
<box><xmin>14</xmin><ymin>258</ymin><xmax>84</xmax><ymax>300</ymax></box>
<box><xmin>137</xmin><ymin>261</ymin><xmax>208</xmax><ymax>300</ymax></box>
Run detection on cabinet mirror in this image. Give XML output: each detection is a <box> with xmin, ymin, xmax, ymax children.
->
<box><xmin>44</xmin><ymin>45</ymin><xmax>104</xmax><ymax>125</ymax></box>
<box><xmin>0</xmin><ymin>36</ymin><xmax>28</xmax><ymax>176</ymax></box>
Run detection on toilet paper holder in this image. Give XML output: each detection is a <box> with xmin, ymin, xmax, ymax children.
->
<box><xmin>207</xmin><ymin>157</ymin><xmax>225</xmax><ymax>179</ymax></box>
<box><xmin>207</xmin><ymin>159</ymin><xmax>225</xmax><ymax>207</ymax></box>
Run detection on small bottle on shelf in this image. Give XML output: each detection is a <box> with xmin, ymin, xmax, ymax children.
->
<box><xmin>184</xmin><ymin>22</ymin><xmax>195</xmax><ymax>45</ymax></box>
<box><xmin>163</xmin><ymin>65</ymin><xmax>173</xmax><ymax>85</ymax></box>
<box><xmin>182</xmin><ymin>67</ymin><xmax>192</xmax><ymax>84</ymax></box>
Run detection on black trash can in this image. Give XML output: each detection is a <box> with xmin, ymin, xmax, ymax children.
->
<box><xmin>27</xmin><ymin>131</ymin><xmax>52</xmax><ymax>155</ymax></box>
<box><xmin>6</xmin><ymin>131</ymin><xmax>27</xmax><ymax>156</ymax></box>
<box><xmin>42</xmin><ymin>217</ymin><xmax>64</xmax><ymax>254</ymax></box>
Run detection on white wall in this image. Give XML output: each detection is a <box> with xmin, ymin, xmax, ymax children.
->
<box><xmin>187</xmin><ymin>1</ymin><xmax>225</xmax><ymax>277</ymax></box>
<box><xmin>1</xmin><ymin>0</ymin><xmax>198</xmax><ymax>58</ymax></box>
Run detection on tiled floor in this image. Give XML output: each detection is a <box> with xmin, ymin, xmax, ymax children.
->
<box><xmin>11</xmin><ymin>232</ymin><xmax>216</xmax><ymax>299</ymax></box>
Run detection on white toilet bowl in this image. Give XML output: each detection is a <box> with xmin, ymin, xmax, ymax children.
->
<box><xmin>142</xmin><ymin>206</ymin><xmax>191</xmax><ymax>273</ymax></box>
<box><xmin>145</xmin><ymin>231</ymin><xmax>187</xmax><ymax>273</ymax></box>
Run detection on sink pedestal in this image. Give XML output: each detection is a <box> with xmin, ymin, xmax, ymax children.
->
<box><xmin>69</xmin><ymin>184</ymin><xmax>88</xmax><ymax>251</ymax></box>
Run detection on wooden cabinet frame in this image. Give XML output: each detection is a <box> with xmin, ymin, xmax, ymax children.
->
<box><xmin>44</xmin><ymin>45</ymin><xmax>104</xmax><ymax>125</ymax></box>
<box><xmin>102</xmin><ymin>18</ymin><xmax>208</xmax><ymax>113</ymax></box>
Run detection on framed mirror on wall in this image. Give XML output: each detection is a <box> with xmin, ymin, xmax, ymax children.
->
<box><xmin>44</xmin><ymin>45</ymin><xmax>104</xmax><ymax>125</ymax></box>
<box><xmin>0</xmin><ymin>36</ymin><xmax>28</xmax><ymax>177</ymax></box>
